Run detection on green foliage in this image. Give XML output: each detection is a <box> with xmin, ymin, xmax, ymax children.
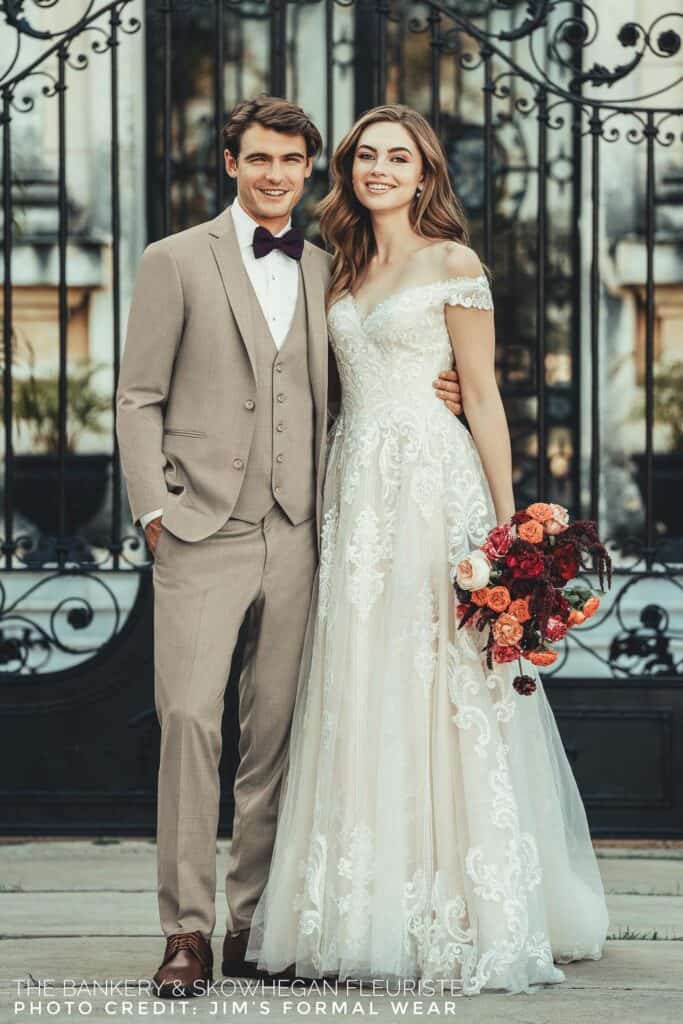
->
<box><xmin>632</xmin><ymin>361</ymin><xmax>683</xmax><ymax>453</ymax></box>
<box><xmin>2</xmin><ymin>361</ymin><xmax>110</xmax><ymax>454</ymax></box>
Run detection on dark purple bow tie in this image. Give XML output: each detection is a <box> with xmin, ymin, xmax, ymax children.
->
<box><xmin>252</xmin><ymin>225</ymin><xmax>304</xmax><ymax>261</ymax></box>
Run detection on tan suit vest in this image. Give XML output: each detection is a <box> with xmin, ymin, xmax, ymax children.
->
<box><xmin>231</xmin><ymin>267</ymin><xmax>316</xmax><ymax>525</ymax></box>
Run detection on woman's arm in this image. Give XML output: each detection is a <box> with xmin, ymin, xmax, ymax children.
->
<box><xmin>443</xmin><ymin>249</ymin><xmax>516</xmax><ymax>526</ymax></box>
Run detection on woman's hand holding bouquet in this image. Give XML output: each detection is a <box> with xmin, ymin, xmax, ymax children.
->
<box><xmin>454</xmin><ymin>502</ymin><xmax>612</xmax><ymax>695</ymax></box>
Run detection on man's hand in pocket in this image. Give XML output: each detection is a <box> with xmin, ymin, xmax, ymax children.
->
<box><xmin>145</xmin><ymin>516</ymin><xmax>163</xmax><ymax>557</ymax></box>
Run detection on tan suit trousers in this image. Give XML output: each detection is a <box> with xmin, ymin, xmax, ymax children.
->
<box><xmin>152</xmin><ymin>504</ymin><xmax>318</xmax><ymax>940</ymax></box>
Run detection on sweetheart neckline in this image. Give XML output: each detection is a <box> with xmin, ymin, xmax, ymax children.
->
<box><xmin>342</xmin><ymin>274</ymin><xmax>490</xmax><ymax>326</ymax></box>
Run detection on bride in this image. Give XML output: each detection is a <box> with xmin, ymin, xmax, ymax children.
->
<box><xmin>244</xmin><ymin>104</ymin><xmax>609</xmax><ymax>995</ymax></box>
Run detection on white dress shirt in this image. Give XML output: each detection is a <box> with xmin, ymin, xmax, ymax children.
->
<box><xmin>139</xmin><ymin>197</ymin><xmax>301</xmax><ymax>530</ymax></box>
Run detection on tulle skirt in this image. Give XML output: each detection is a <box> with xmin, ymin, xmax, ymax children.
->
<box><xmin>245</xmin><ymin>409</ymin><xmax>609</xmax><ymax>995</ymax></box>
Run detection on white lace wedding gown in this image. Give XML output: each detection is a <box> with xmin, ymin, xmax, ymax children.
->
<box><xmin>245</xmin><ymin>275</ymin><xmax>609</xmax><ymax>995</ymax></box>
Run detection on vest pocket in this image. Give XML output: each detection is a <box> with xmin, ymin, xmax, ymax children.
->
<box><xmin>163</xmin><ymin>427</ymin><xmax>207</xmax><ymax>437</ymax></box>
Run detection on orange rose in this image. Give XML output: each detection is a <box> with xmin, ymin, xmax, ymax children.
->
<box><xmin>524</xmin><ymin>648</ymin><xmax>559</xmax><ymax>667</ymax></box>
<box><xmin>509</xmin><ymin>597</ymin><xmax>531</xmax><ymax>623</ymax></box>
<box><xmin>583</xmin><ymin>596</ymin><xmax>600</xmax><ymax>619</ymax></box>
<box><xmin>487</xmin><ymin>586</ymin><xmax>511</xmax><ymax>612</ymax></box>
<box><xmin>471</xmin><ymin>587</ymin><xmax>490</xmax><ymax>607</ymax></box>
<box><xmin>492</xmin><ymin>612</ymin><xmax>524</xmax><ymax>647</ymax></box>
<box><xmin>526</xmin><ymin>502</ymin><xmax>554</xmax><ymax>522</ymax></box>
<box><xmin>518</xmin><ymin>519</ymin><xmax>544</xmax><ymax>544</ymax></box>
<box><xmin>568</xmin><ymin>609</ymin><xmax>586</xmax><ymax>627</ymax></box>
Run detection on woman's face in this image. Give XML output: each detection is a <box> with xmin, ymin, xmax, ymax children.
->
<box><xmin>351</xmin><ymin>121</ymin><xmax>425</xmax><ymax>214</ymax></box>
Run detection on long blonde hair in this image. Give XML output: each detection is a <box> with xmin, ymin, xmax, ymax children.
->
<box><xmin>317</xmin><ymin>105</ymin><xmax>476</xmax><ymax>310</ymax></box>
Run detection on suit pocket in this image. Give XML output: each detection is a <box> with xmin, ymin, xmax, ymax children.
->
<box><xmin>163</xmin><ymin>427</ymin><xmax>207</xmax><ymax>437</ymax></box>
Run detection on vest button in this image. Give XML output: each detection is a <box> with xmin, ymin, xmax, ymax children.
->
<box><xmin>276</xmin><ymin>423</ymin><xmax>284</xmax><ymax>432</ymax></box>
<box><xmin>276</xmin><ymin>394</ymin><xmax>286</xmax><ymax>403</ymax></box>
<box><xmin>276</xmin><ymin>454</ymin><xmax>284</xmax><ymax>463</ymax></box>
<box><xmin>275</xmin><ymin>364</ymin><xmax>283</xmax><ymax>373</ymax></box>
<box><xmin>232</xmin><ymin>458</ymin><xmax>244</xmax><ymax>470</ymax></box>
<box><xmin>244</xmin><ymin>399</ymin><xmax>255</xmax><ymax>410</ymax></box>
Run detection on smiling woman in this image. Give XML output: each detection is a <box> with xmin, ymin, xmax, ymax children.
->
<box><xmin>317</xmin><ymin>104</ymin><xmax>474</xmax><ymax>312</ymax></box>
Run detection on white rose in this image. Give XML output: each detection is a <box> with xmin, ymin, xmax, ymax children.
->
<box><xmin>455</xmin><ymin>550</ymin><xmax>491</xmax><ymax>591</ymax></box>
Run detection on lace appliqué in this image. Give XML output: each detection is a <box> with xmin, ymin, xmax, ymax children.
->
<box><xmin>412</xmin><ymin>581</ymin><xmax>438</xmax><ymax>694</ymax></box>
<box><xmin>345</xmin><ymin>508</ymin><xmax>385</xmax><ymax>620</ymax></box>
<box><xmin>317</xmin><ymin>506</ymin><xmax>339</xmax><ymax>624</ymax></box>
<box><xmin>445</xmin><ymin>275</ymin><xmax>494</xmax><ymax>311</ymax></box>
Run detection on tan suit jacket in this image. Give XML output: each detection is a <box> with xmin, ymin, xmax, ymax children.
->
<box><xmin>116</xmin><ymin>206</ymin><xmax>335</xmax><ymax>547</ymax></box>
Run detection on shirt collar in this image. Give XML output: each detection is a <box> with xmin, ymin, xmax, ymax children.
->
<box><xmin>231</xmin><ymin>196</ymin><xmax>292</xmax><ymax>252</ymax></box>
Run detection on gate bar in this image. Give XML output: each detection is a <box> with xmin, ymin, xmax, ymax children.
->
<box><xmin>57</xmin><ymin>46</ymin><xmax>68</xmax><ymax>564</ymax></box>
<box><xmin>644</xmin><ymin>110</ymin><xmax>656</xmax><ymax>568</ymax></box>
<box><xmin>110</xmin><ymin>5</ymin><xmax>122</xmax><ymax>569</ymax></box>
<box><xmin>2</xmin><ymin>91</ymin><xmax>13</xmax><ymax>570</ymax></box>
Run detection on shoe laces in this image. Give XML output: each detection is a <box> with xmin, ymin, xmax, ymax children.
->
<box><xmin>163</xmin><ymin>931</ymin><xmax>212</xmax><ymax>971</ymax></box>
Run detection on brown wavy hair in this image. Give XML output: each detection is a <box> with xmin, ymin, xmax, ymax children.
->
<box><xmin>317</xmin><ymin>105</ymin><xmax>480</xmax><ymax>310</ymax></box>
<box><xmin>223</xmin><ymin>94</ymin><xmax>323</xmax><ymax>160</ymax></box>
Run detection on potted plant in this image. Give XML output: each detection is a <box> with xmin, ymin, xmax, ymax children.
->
<box><xmin>630</xmin><ymin>360</ymin><xmax>683</xmax><ymax>546</ymax></box>
<box><xmin>2</xmin><ymin>359</ymin><xmax>112</xmax><ymax>537</ymax></box>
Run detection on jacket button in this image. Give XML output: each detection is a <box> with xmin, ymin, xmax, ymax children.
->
<box><xmin>244</xmin><ymin>399</ymin><xmax>255</xmax><ymax>411</ymax></box>
<box><xmin>276</xmin><ymin>454</ymin><xmax>284</xmax><ymax>463</ymax></box>
<box><xmin>274</xmin><ymin>486</ymin><xmax>281</xmax><ymax>494</ymax></box>
<box><xmin>233</xmin><ymin>458</ymin><xmax>243</xmax><ymax>470</ymax></box>
<box><xmin>276</xmin><ymin>393</ymin><xmax>286</xmax><ymax>403</ymax></box>
<box><xmin>275</xmin><ymin>364</ymin><xmax>283</xmax><ymax>373</ymax></box>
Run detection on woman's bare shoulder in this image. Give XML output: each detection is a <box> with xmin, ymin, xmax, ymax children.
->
<box><xmin>440</xmin><ymin>240</ymin><xmax>484</xmax><ymax>280</ymax></box>
<box><xmin>412</xmin><ymin>239</ymin><xmax>484</xmax><ymax>282</ymax></box>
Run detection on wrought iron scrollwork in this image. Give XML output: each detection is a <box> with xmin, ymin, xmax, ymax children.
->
<box><xmin>0</xmin><ymin>569</ymin><xmax>124</xmax><ymax>674</ymax></box>
<box><xmin>2</xmin><ymin>0</ymin><xmax>682</xmax><ymax>681</ymax></box>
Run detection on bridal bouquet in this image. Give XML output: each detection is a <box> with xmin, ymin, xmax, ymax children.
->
<box><xmin>453</xmin><ymin>502</ymin><xmax>612</xmax><ymax>695</ymax></box>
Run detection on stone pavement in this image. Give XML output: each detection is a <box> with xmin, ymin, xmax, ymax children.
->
<box><xmin>0</xmin><ymin>838</ymin><xmax>681</xmax><ymax>1023</ymax></box>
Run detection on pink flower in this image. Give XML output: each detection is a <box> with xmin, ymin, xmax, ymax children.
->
<box><xmin>455</xmin><ymin>550</ymin><xmax>491</xmax><ymax>591</ymax></box>
<box><xmin>544</xmin><ymin>616</ymin><xmax>568</xmax><ymax>642</ymax></box>
<box><xmin>544</xmin><ymin>503</ymin><xmax>570</xmax><ymax>535</ymax></box>
<box><xmin>482</xmin><ymin>524</ymin><xmax>513</xmax><ymax>560</ymax></box>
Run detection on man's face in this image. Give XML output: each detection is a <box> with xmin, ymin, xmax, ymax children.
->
<box><xmin>225</xmin><ymin>123</ymin><xmax>313</xmax><ymax>228</ymax></box>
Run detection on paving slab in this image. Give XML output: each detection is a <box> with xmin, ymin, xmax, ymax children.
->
<box><xmin>1</xmin><ymin>840</ymin><xmax>681</xmax><ymax>1022</ymax></box>
<box><xmin>598</xmin><ymin>857</ymin><xmax>682</xmax><ymax>895</ymax></box>
<box><xmin>1</xmin><ymin>891</ymin><xmax>682</xmax><ymax>940</ymax></box>
<box><xmin>0</xmin><ymin>939</ymin><xmax>679</xmax><ymax>992</ymax></box>
<box><xmin>3</xmin><ymin>840</ymin><xmax>682</xmax><ymax>897</ymax></box>
<box><xmin>2</xmin><ymin>980</ymin><xmax>683</xmax><ymax>1024</ymax></box>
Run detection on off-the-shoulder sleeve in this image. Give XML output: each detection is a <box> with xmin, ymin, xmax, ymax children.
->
<box><xmin>444</xmin><ymin>274</ymin><xmax>493</xmax><ymax>311</ymax></box>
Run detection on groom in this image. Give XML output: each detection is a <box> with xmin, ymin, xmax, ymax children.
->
<box><xmin>116</xmin><ymin>95</ymin><xmax>462</xmax><ymax>997</ymax></box>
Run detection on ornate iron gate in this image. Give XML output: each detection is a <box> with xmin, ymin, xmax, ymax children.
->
<box><xmin>1</xmin><ymin>0</ymin><xmax>682</xmax><ymax>835</ymax></box>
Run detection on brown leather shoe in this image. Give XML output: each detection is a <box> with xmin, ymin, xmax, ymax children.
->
<box><xmin>222</xmin><ymin>930</ymin><xmax>311</xmax><ymax>983</ymax></box>
<box><xmin>153</xmin><ymin>930</ymin><xmax>213</xmax><ymax>998</ymax></box>
<box><xmin>222</xmin><ymin>928</ymin><xmax>265</xmax><ymax>978</ymax></box>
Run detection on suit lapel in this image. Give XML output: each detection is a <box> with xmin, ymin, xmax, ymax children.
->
<box><xmin>301</xmin><ymin>242</ymin><xmax>327</xmax><ymax>391</ymax></box>
<box><xmin>208</xmin><ymin>207</ymin><xmax>259</xmax><ymax>381</ymax></box>
<box><xmin>300</xmin><ymin>241</ymin><xmax>329</xmax><ymax>495</ymax></box>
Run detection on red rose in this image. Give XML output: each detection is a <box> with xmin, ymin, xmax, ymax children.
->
<box><xmin>492</xmin><ymin>642</ymin><xmax>521</xmax><ymax>664</ymax></box>
<box><xmin>506</xmin><ymin>548</ymin><xmax>545</xmax><ymax>579</ymax></box>
<box><xmin>544</xmin><ymin>616</ymin><xmax>568</xmax><ymax>642</ymax></box>
<box><xmin>553</xmin><ymin>544</ymin><xmax>579</xmax><ymax>582</ymax></box>
<box><xmin>483</xmin><ymin>525</ymin><xmax>513</xmax><ymax>560</ymax></box>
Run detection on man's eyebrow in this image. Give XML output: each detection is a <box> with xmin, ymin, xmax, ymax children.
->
<box><xmin>356</xmin><ymin>144</ymin><xmax>413</xmax><ymax>155</ymax></box>
<box><xmin>243</xmin><ymin>151</ymin><xmax>306</xmax><ymax>160</ymax></box>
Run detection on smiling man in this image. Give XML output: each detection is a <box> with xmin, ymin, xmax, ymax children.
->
<box><xmin>115</xmin><ymin>95</ymin><xmax>462</xmax><ymax>999</ymax></box>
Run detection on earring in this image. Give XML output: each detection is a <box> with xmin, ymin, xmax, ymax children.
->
<box><xmin>415</xmin><ymin>186</ymin><xmax>423</xmax><ymax>197</ymax></box>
